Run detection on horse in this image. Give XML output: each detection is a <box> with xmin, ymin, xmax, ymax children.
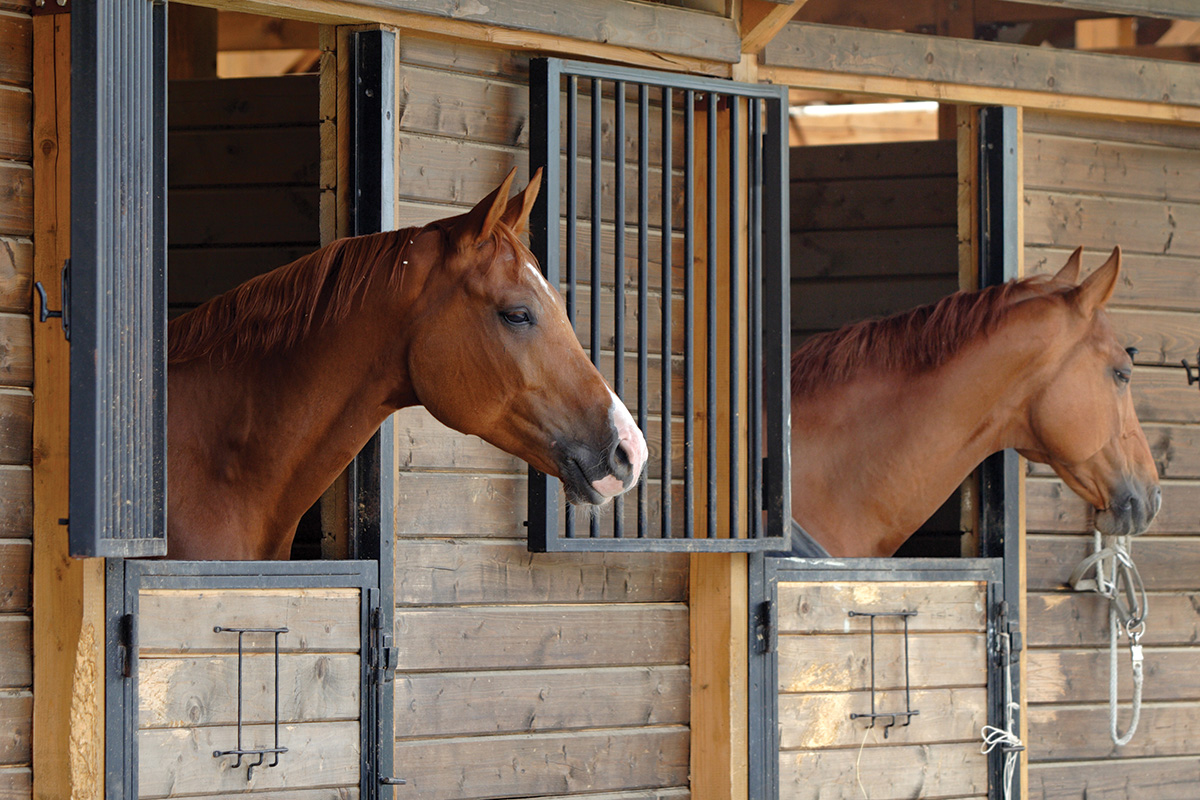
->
<box><xmin>789</xmin><ymin>246</ymin><xmax>1161</xmax><ymax>559</ymax></box>
<box><xmin>166</xmin><ymin>169</ymin><xmax>647</xmax><ymax>559</ymax></box>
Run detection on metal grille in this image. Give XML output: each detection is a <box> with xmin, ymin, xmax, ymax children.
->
<box><xmin>528</xmin><ymin>58</ymin><xmax>790</xmax><ymax>552</ymax></box>
<box><xmin>70</xmin><ymin>0</ymin><xmax>167</xmax><ymax>557</ymax></box>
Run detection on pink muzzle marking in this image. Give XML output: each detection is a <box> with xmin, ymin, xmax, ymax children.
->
<box><xmin>591</xmin><ymin>390</ymin><xmax>648</xmax><ymax>499</ymax></box>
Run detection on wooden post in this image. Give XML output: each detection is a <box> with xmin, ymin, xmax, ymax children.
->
<box><xmin>31</xmin><ymin>16</ymin><xmax>106</xmax><ymax>800</ymax></box>
<box><xmin>167</xmin><ymin>5</ymin><xmax>219</xmax><ymax>79</ymax></box>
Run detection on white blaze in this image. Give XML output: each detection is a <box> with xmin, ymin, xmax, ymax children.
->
<box><xmin>591</xmin><ymin>388</ymin><xmax>649</xmax><ymax>499</ymax></box>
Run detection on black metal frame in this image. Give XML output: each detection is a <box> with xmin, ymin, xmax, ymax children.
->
<box><xmin>528</xmin><ymin>58</ymin><xmax>791</xmax><ymax>552</ymax></box>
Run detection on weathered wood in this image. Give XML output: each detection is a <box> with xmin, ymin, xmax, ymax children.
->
<box><xmin>217</xmin><ymin>12</ymin><xmax>318</xmax><ymax>51</ymax></box>
<box><xmin>392</xmin><ymin>727</ymin><xmax>690</xmax><ymax>800</ymax></box>
<box><xmin>1025</xmin><ymin>190</ymin><xmax>1200</xmax><ymax>258</ymax></box>
<box><xmin>0</xmin><ymin>767</ymin><xmax>27</xmax><ymax>800</ymax></box>
<box><xmin>138</xmin><ymin>720</ymin><xmax>359</xmax><ymax>799</ymax></box>
<box><xmin>1028</xmin><ymin>647</ymin><xmax>1200</xmax><ymax>704</ymax></box>
<box><xmin>1029</xmin><ymin>756</ymin><xmax>1200</xmax><ymax>800</ymax></box>
<box><xmin>1029</xmin><ymin>702</ymin><xmax>1200</xmax><ymax>761</ymax></box>
<box><xmin>1028</xmin><ymin>534</ymin><xmax>1200</xmax><ymax>591</ymax></box>
<box><xmin>790</xmin><ymin>141</ymin><xmax>956</xmax><ymax>182</ymax></box>
<box><xmin>393</xmin><ymin>538</ymin><xmax>688</xmax><ymax>605</ymax></box>
<box><xmin>532</xmin><ymin>792</ymin><xmax>689</xmax><ymax>800</ymax></box>
<box><xmin>0</xmin><ymin>315</ymin><xmax>30</xmax><ymax>388</ymax></box>
<box><xmin>1105</xmin><ymin>308</ymin><xmax>1200</xmax><ymax>365</ymax></box>
<box><xmin>168</xmin><ymin>75</ymin><xmax>319</xmax><ymax>128</ymax></box>
<box><xmin>1026</xmin><ymin>476</ymin><xmax>1198</xmax><ymax>534</ymax></box>
<box><xmin>394</xmin><ymin>604</ymin><xmax>688</xmax><ymax>671</ymax></box>
<box><xmin>168</xmin><ymin>127</ymin><xmax>318</xmax><ymax>187</ymax></box>
<box><xmin>1025</xmin><ymin>246</ymin><xmax>1200</xmax><ymax>314</ymax></box>
<box><xmin>0</xmin><ymin>238</ymin><xmax>29</xmax><ymax>314</ymax></box>
<box><xmin>0</xmin><ymin>17</ymin><xmax>30</xmax><ymax>89</ymax></box>
<box><xmin>0</xmin><ymin>90</ymin><xmax>29</xmax><ymax>163</ymax></box>
<box><xmin>393</xmin><ymin>665</ymin><xmax>689</xmax><ymax>738</ymax></box>
<box><xmin>167</xmin><ymin>5</ymin><xmax>217</xmax><ymax>80</ymax></box>
<box><xmin>791</xmin><ymin>276</ymin><xmax>960</xmax><ymax>332</ymax></box>
<box><xmin>791</xmin><ymin>175</ymin><xmax>956</xmax><ymax>232</ymax></box>
<box><xmin>0</xmin><ymin>466</ymin><xmax>30</xmax><ymax>539</ymax></box>
<box><xmin>0</xmin><ymin>616</ymin><xmax>28</xmax><ymax>688</ymax></box>
<box><xmin>1027</xmin><ymin>591</ymin><xmax>1200</xmax><ymax>647</ymax></box>
<box><xmin>0</xmin><ymin>691</ymin><xmax>29</xmax><ymax>765</ymax></box>
<box><xmin>1142</xmin><ymin>423</ymin><xmax>1200</xmax><ymax>479</ymax></box>
<box><xmin>777</xmin><ymin>581</ymin><xmax>986</xmax><ymax>633</ymax></box>
<box><xmin>137</xmin><ymin>588</ymin><xmax>360</xmax><ymax>654</ymax></box>
<box><xmin>741</xmin><ymin>0</ymin><xmax>811</xmax><ymax>55</ymax></box>
<box><xmin>0</xmin><ymin>541</ymin><xmax>27</xmax><ymax>613</ymax></box>
<box><xmin>792</xmin><ymin>227</ymin><xmax>958</xmax><ymax>280</ymax></box>
<box><xmin>778</xmin><ymin>687</ymin><xmax>986</xmax><ymax>749</ymax></box>
<box><xmin>167</xmin><ymin>245</ymin><xmax>316</xmax><ymax>306</ymax></box>
<box><xmin>0</xmin><ymin>164</ymin><xmax>30</xmax><ymax>238</ymax></box>
<box><xmin>0</xmin><ymin>389</ymin><xmax>29</xmax><ymax>466</ymax></box>
<box><xmin>1025</xmin><ymin>108</ymin><xmax>1200</xmax><ymax>148</ymax></box>
<box><xmin>168</xmin><ymin>186</ymin><xmax>320</xmax><ymax>247</ymax></box>
<box><xmin>1132</xmin><ymin>366</ymin><xmax>1200</xmax><ymax>424</ymax></box>
<box><xmin>139</xmin><ymin>653</ymin><xmax>360</xmax><ymax>729</ymax></box>
<box><xmin>1026</xmin><ymin>0</ymin><xmax>1200</xmax><ymax>21</ymax></box>
<box><xmin>779</xmin><ymin>741</ymin><xmax>987</xmax><ymax>800</ymax></box>
<box><xmin>1025</xmin><ymin>132</ymin><xmax>1200</xmax><ymax>203</ymax></box>
<box><xmin>777</xmin><ymin>632</ymin><xmax>987</xmax><ymax>692</ymax></box>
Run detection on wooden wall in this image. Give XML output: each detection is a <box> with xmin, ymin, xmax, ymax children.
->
<box><xmin>0</xmin><ymin>3</ymin><xmax>32</xmax><ymax>798</ymax></box>
<box><xmin>388</xmin><ymin>36</ymin><xmax>691</xmax><ymax>800</ymax></box>
<box><xmin>790</xmin><ymin>140</ymin><xmax>963</xmax><ymax>556</ymax></box>
<box><xmin>1023</xmin><ymin>110</ymin><xmax>1200</xmax><ymax>799</ymax></box>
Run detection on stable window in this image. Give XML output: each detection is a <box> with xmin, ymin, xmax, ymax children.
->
<box><xmin>527</xmin><ymin>58</ymin><xmax>792</xmax><ymax>552</ymax></box>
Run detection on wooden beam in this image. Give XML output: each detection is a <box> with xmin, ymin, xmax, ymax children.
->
<box><xmin>1076</xmin><ymin>15</ymin><xmax>1137</xmax><ymax>48</ymax></box>
<box><xmin>794</xmin><ymin>0</ymin><xmax>1105</xmax><ymax>32</ymax></box>
<box><xmin>1093</xmin><ymin>43</ymin><xmax>1200</xmax><ymax>60</ymax></box>
<box><xmin>217</xmin><ymin>11</ymin><xmax>319</xmax><ymax>50</ymax></box>
<box><xmin>762</xmin><ymin>22</ymin><xmax>1200</xmax><ymax>122</ymax></box>
<box><xmin>741</xmin><ymin>0</ymin><xmax>811</xmax><ymax>55</ymax></box>
<box><xmin>187</xmin><ymin>0</ymin><xmax>741</xmax><ymax>70</ymax></box>
<box><xmin>1023</xmin><ymin>0</ymin><xmax>1200</xmax><ymax>22</ymax></box>
<box><xmin>168</xmin><ymin>5</ymin><xmax>217</xmax><ymax>79</ymax></box>
<box><xmin>32</xmin><ymin>15</ymin><xmax>106</xmax><ymax>800</ymax></box>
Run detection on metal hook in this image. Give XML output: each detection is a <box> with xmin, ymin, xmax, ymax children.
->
<box><xmin>1184</xmin><ymin>348</ymin><xmax>1200</xmax><ymax>389</ymax></box>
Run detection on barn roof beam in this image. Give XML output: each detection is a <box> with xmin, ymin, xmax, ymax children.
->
<box><xmin>762</xmin><ymin>21</ymin><xmax>1200</xmax><ymax>122</ymax></box>
<box><xmin>741</xmin><ymin>0</ymin><xmax>813</xmax><ymax>55</ymax></box>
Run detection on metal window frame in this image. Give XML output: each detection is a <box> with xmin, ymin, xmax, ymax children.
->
<box><xmin>527</xmin><ymin>57</ymin><xmax>791</xmax><ymax>553</ymax></box>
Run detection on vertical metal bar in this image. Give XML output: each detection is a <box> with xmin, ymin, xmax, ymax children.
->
<box><xmin>763</xmin><ymin>88</ymin><xmax>791</xmax><ymax>545</ymax></box>
<box><xmin>272</xmin><ymin>631</ymin><xmax>282</xmax><ymax>766</ymax></box>
<box><xmin>748</xmin><ymin>97</ymin><xmax>762</xmax><ymax>539</ymax></box>
<box><xmin>706</xmin><ymin>92</ymin><xmax>718</xmax><ymax>540</ymax></box>
<box><xmin>565</xmin><ymin>75</ymin><xmax>578</xmax><ymax>538</ymax></box>
<box><xmin>613</xmin><ymin>80</ymin><xmax>626</xmax><ymax>539</ymax></box>
<box><xmin>637</xmin><ymin>84</ymin><xmax>649</xmax><ymax>538</ymax></box>
<box><xmin>661</xmin><ymin>87</ymin><xmax>674</xmax><ymax>540</ymax></box>
<box><xmin>683</xmin><ymin>90</ymin><xmax>696</xmax><ymax>539</ymax></box>
<box><xmin>729</xmin><ymin>97</ymin><xmax>740</xmax><ymax>540</ymax></box>
<box><xmin>590</xmin><ymin>76</ymin><xmax>603</xmax><ymax>539</ymax></box>
<box><xmin>236</xmin><ymin>631</ymin><xmax>245</xmax><ymax>763</ymax></box>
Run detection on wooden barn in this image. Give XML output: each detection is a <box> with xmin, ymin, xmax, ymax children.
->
<box><xmin>5</xmin><ymin>1</ymin><xmax>1200</xmax><ymax>800</ymax></box>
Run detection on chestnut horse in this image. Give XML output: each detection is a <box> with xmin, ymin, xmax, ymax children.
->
<box><xmin>790</xmin><ymin>246</ymin><xmax>1161</xmax><ymax>558</ymax></box>
<box><xmin>166</xmin><ymin>169</ymin><xmax>647</xmax><ymax>559</ymax></box>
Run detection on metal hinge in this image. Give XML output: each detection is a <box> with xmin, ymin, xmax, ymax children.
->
<box><xmin>367</xmin><ymin>590</ymin><xmax>396</xmax><ymax>683</ymax></box>
<box><xmin>992</xmin><ymin>590</ymin><xmax>1023</xmax><ymax>667</ymax></box>
<box><xmin>753</xmin><ymin>599</ymin><xmax>775</xmax><ymax>655</ymax></box>
<box><xmin>34</xmin><ymin>259</ymin><xmax>70</xmax><ymax>340</ymax></box>
<box><xmin>119</xmin><ymin>613</ymin><xmax>137</xmax><ymax>678</ymax></box>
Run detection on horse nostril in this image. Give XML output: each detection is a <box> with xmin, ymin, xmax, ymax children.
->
<box><xmin>611</xmin><ymin>439</ymin><xmax>634</xmax><ymax>476</ymax></box>
<box><xmin>1151</xmin><ymin>485</ymin><xmax>1163</xmax><ymax>515</ymax></box>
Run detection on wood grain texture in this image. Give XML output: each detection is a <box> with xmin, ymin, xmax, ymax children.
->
<box><xmin>168</xmin><ymin>74</ymin><xmax>318</xmax><ymax>128</ymax></box>
<box><xmin>0</xmin><ymin>164</ymin><xmax>29</xmax><ymax>238</ymax></box>
<box><xmin>778</xmin><ymin>687</ymin><xmax>986</xmax><ymax>749</ymax></box>
<box><xmin>394</xmin><ymin>665</ymin><xmax>689</xmax><ymax>738</ymax></box>
<box><xmin>791</xmin><ymin>276</ymin><xmax>960</xmax><ymax>333</ymax></box>
<box><xmin>1027</xmin><ymin>591</ymin><xmax>1200</xmax><ymax>647</ymax></box>
<box><xmin>1025</xmin><ymin>132</ymin><xmax>1200</xmax><ymax>203</ymax></box>
<box><xmin>0</xmin><ymin>767</ymin><xmax>27</xmax><ymax>800</ymax></box>
<box><xmin>0</xmin><ymin>17</ymin><xmax>29</xmax><ymax>89</ymax></box>
<box><xmin>1025</xmin><ymin>108</ymin><xmax>1200</xmax><ymax>148</ymax></box>
<box><xmin>0</xmin><ymin>466</ymin><xmax>29</xmax><ymax>539</ymax></box>
<box><xmin>0</xmin><ymin>692</ymin><xmax>28</xmax><ymax>765</ymax></box>
<box><xmin>0</xmin><ymin>389</ymin><xmax>29</xmax><ymax>466</ymax></box>
<box><xmin>0</xmin><ymin>540</ymin><xmax>27</xmax><ymax>613</ymax></box>
<box><xmin>392</xmin><ymin>727</ymin><xmax>690</xmax><ymax>800</ymax></box>
<box><xmin>1028</xmin><ymin>534</ymin><xmax>1200</xmax><ymax>591</ymax></box>
<box><xmin>0</xmin><ymin>616</ymin><xmax>28</xmax><ymax>688</ymax></box>
<box><xmin>791</xmin><ymin>175</ymin><xmax>956</xmax><ymax>232</ymax></box>
<box><xmin>168</xmin><ymin>126</ymin><xmax>318</xmax><ymax>187</ymax></box>
<box><xmin>1025</xmin><ymin>246</ymin><xmax>1200</xmax><ymax>314</ymax></box>
<box><xmin>779</xmin><ymin>741</ymin><xmax>987</xmax><ymax>800</ymax></box>
<box><xmin>168</xmin><ymin>186</ymin><xmax>320</xmax><ymax>247</ymax></box>
<box><xmin>1029</xmin><ymin>756</ymin><xmax>1200</xmax><ymax>800</ymax></box>
<box><xmin>0</xmin><ymin>238</ymin><xmax>29</xmax><ymax>314</ymax></box>
<box><xmin>0</xmin><ymin>91</ymin><xmax>29</xmax><ymax>163</ymax></box>
<box><xmin>792</xmin><ymin>227</ymin><xmax>958</xmax><ymax>280</ymax></box>
<box><xmin>1025</xmin><ymin>189</ymin><xmax>1200</xmax><ymax>258</ymax></box>
<box><xmin>393</xmin><ymin>538</ymin><xmax>688</xmax><ymax>605</ymax></box>
<box><xmin>776</xmin><ymin>632</ymin><xmax>986</xmax><ymax>692</ymax></box>
<box><xmin>1025</xmin><ymin>477</ymin><xmax>1198</xmax><ymax>534</ymax></box>
<box><xmin>790</xmin><ymin>140</ymin><xmax>956</xmax><ymax>182</ymax></box>
<box><xmin>394</xmin><ymin>604</ymin><xmax>688</xmax><ymax>671</ymax></box>
<box><xmin>1028</xmin><ymin>647</ymin><xmax>1200</xmax><ymax>704</ymax></box>
<box><xmin>1029</xmin><ymin>703</ymin><xmax>1200</xmax><ymax>760</ymax></box>
<box><xmin>776</xmin><ymin>581</ymin><xmax>986</xmax><ymax>633</ymax></box>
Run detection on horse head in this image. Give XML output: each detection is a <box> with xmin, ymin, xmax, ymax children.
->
<box><xmin>1016</xmin><ymin>247</ymin><xmax>1161</xmax><ymax>536</ymax></box>
<box><xmin>402</xmin><ymin>169</ymin><xmax>647</xmax><ymax>505</ymax></box>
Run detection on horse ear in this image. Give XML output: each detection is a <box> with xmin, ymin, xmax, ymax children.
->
<box><xmin>1054</xmin><ymin>246</ymin><xmax>1084</xmax><ymax>285</ymax></box>
<box><xmin>459</xmin><ymin>167</ymin><xmax>517</xmax><ymax>245</ymax></box>
<box><xmin>1074</xmin><ymin>246</ymin><xmax>1121</xmax><ymax>313</ymax></box>
<box><xmin>499</xmin><ymin>168</ymin><xmax>542</xmax><ymax>236</ymax></box>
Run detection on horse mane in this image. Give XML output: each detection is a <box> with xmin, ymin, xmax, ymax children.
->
<box><xmin>791</xmin><ymin>275</ymin><xmax>1062</xmax><ymax>397</ymax></box>
<box><xmin>168</xmin><ymin>226</ymin><xmax>424</xmax><ymax>365</ymax></box>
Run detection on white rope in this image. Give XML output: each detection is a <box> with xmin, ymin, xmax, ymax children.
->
<box><xmin>980</xmin><ymin>622</ymin><xmax>1023</xmax><ymax>800</ymax></box>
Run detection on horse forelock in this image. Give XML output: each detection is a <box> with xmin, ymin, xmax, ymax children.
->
<box><xmin>790</xmin><ymin>274</ymin><xmax>1065</xmax><ymax>398</ymax></box>
<box><xmin>167</xmin><ymin>226</ymin><xmax>423</xmax><ymax>365</ymax></box>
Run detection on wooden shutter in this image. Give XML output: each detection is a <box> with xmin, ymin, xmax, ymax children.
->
<box><xmin>70</xmin><ymin>0</ymin><xmax>168</xmax><ymax>556</ymax></box>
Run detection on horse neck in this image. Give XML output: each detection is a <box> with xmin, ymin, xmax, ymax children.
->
<box><xmin>791</xmin><ymin>313</ymin><xmax>1048</xmax><ymax>557</ymax></box>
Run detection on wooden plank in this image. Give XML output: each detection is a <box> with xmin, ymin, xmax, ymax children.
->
<box><xmin>167</xmin><ymin>5</ymin><xmax>217</xmax><ymax>80</ymax></box>
<box><xmin>137</xmin><ymin>720</ymin><xmax>359</xmax><ymax>799</ymax></box>
<box><xmin>168</xmin><ymin>186</ymin><xmax>320</xmax><ymax>246</ymax></box>
<box><xmin>0</xmin><ymin>767</ymin><xmax>27</xmax><ymax>800</ymax></box>
<box><xmin>0</xmin><ymin>314</ymin><xmax>30</xmax><ymax>388</ymax></box>
<box><xmin>1028</xmin><ymin>647</ymin><xmax>1200</xmax><ymax>704</ymax></box>
<box><xmin>1029</xmin><ymin>756</ymin><xmax>1200</xmax><ymax>799</ymax></box>
<box><xmin>0</xmin><ymin>238</ymin><xmax>30</xmax><ymax>314</ymax></box>
<box><xmin>168</xmin><ymin>74</ymin><xmax>319</xmax><ymax>128</ymax></box>
<box><xmin>792</xmin><ymin>227</ymin><xmax>957</xmax><ymax>280</ymax></box>
<box><xmin>790</xmin><ymin>276</ymin><xmax>960</xmax><ymax>332</ymax></box>
<box><xmin>0</xmin><ymin>541</ymin><xmax>27</xmax><ymax>613</ymax></box>
<box><xmin>397</xmin><ymin>34</ymin><xmax>532</xmax><ymax>80</ymax></box>
<box><xmin>777</xmin><ymin>632</ymin><xmax>986</xmax><ymax>692</ymax></box>
<box><xmin>139</xmin><ymin>653</ymin><xmax>360</xmax><ymax>729</ymax></box>
<box><xmin>741</xmin><ymin>0</ymin><xmax>811</xmax><ymax>55</ymax></box>
<box><xmin>395</xmin><ymin>604</ymin><xmax>688</xmax><ymax>671</ymax></box>
<box><xmin>1026</xmin><ymin>477</ymin><xmax>1199</xmax><ymax>534</ymax></box>
<box><xmin>0</xmin><ymin>389</ymin><xmax>29</xmax><ymax>465</ymax></box>
<box><xmin>790</xmin><ymin>140</ymin><xmax>956</xmax><ymax>182</ymax></box>
<box><xmin>778</xmin><ymin>687</ymin><xmax>986</xmax><ymax>749</ymax></box>
<box><xmin>1142</xmin><ymin>423</ymin><xmax>1200</xmax><ymax>479</ymax></box>
<box><xmin>167</xmin><ymin>245</ymin><xmax>316</xmax><ymax>306</ymax></box>
<box><xmin>776</xmin><ymin>581</ymin><xmax>986</xmax><ymax>633</ymax></box>
<box><xmin>1025</xmin><ymin>0</ymin><xmax>1200</xmax><ymax>21</ymax></box>
<box><xmin>1025</xmin><ymin>189</ymin><xmax>1200</xmax><ymax>258</ymax></box>
<box><xmin>392</xmin><ymin>727</ymin><xmax>690</xmax><ymax>800</ymax></box>
<box><xmin>394</xmin><ymin>665</ymin><xmax>689</xmax><ymax>738</ymax></box>
<box><xmin>1027</xmin><ymin>591</ymin><xmax>1200</xmax><ymax>647</ymax></box>
<box><xmin>1024</xmin><ymin>132</ymin><xmax>1200</xmax><ymax>203</ymax></box>
<box><xmin>1024</xmin><ymin>108</ymin><xmax>1200</xmax><ymax>149</ymax></box>
<box><xmin>764</xmin><ymin>22</ymin><xmax>1200</xmax><ymax>109</ymax></box>
<box><xmin>168</xmin><ymin>127</ymin><xmax>318</xmax><ymax>187</ymax></box>
<box><xmin>137</xmin><ymin>588</ymin><xmax>360</xmax><ymax>654</ymax></box>
<box><xmin>217</xmin><ymin>12</ymin><xmax>319</xmax><ymax>51</ymax></box>
<box><xmin>1132</xmin><ymin>366</ymin><xmax>1200</xmax><ymax>424</ymax></box>
<box><xmin>1028</xmin><ymin>534</ymin><xmax>1200</xmax><ymax>591</ymax></box>
<box><xmin>0</xmin><ymin>90</ymin><xmax>29</xmax><ymax>163</ymax></box>
<box><xmin>532</xmin><ymin>792</ymin><xmax>688</xmax><ymax>800</ymax></box>
<box><xmin>393</xmin><ymin>538</ymin><xmax>688</xmax><ymax>605</ymax></box>
<box><xmin>0</xmin><ymin>17</ymin><xmax>30</xmax><ymax>89</ymax></box>
<box><xmin>1029</xmin><ymin>702</ymin><xmax>1200</xmax><ymax>760</ymax></box>
<box><xmin>0</xmin><ymin>466</ymin><xmax>29</xmax><ymax>540</ymax></box>
<box><xmin>1025</xmin><ymin>246</ymin><xmax>1200</xmax><ymax>312</ymax></box>
<box><xmin>0</xmin><ymin>616</ymin><xmax>28</xmax><ymax>688</ymax></box>
<box><xmin>779</xmin><ymin>741</ymin><xmax>987</xmax><ymax>800</ymax></box>
<box><xmin>791</xmin><ymin>175</ymin><xmax>956</xmax><ymax>231</ymax></box>
<box><xmin>0</xmin><ymin>163</ymin><xmax>30</xmax><ymax>237</ymax></box>
<box><xmin>0</xmin><ymin>691</ymin><xmax>28</xmax><ymax>765</ymax></box>
<box><xmin>1105</xmin><ymin>307</ymin><xmax>1200</xmax><ymax>365</ymax></box>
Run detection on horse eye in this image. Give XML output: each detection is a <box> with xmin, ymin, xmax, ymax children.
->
<box><xmin>500</xmin><ymin>309</ymin><xmax>532</xmax><ymax>327</ymax></box>
<box><xmin>1114</xmin><ymin>367</ymin><xmax>1131</xmax><ymax>385</ymax></box>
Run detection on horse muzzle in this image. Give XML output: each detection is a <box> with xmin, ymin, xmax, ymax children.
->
<box><xmin>1095</xmin><ymin>481</ymin><xmax>1161</xmax><ymax>537</ymax></box>
<box><xmin>558</xmin><ymin>392</ymin><xmax>648</xmax><ymax>505</ymax></box>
